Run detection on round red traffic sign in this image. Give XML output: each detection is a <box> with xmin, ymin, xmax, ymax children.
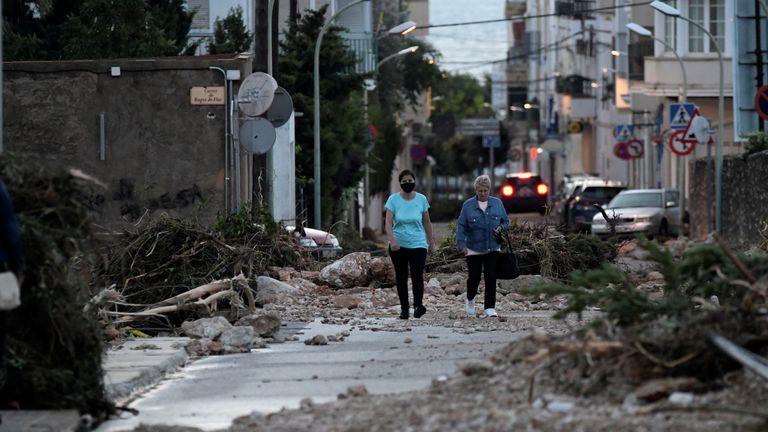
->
<box><xmin>668</xmin><ymin>130</ymin><xmax>695</xmax><ymax>156</ymax></box>
<box><xmin>410</xmin><ymin>144</ymin><xmax>427</xmax><ymax>162</ymax></box>
<box><xmin>613</xmin><ymin>142</ymin><xmax>630</xmax><ymax>160</ymax></box>
<box><xmin>626</xmin><ymin>138</ymin><xmax>644</xmax><ymax>159</ymax></box>
<box><xmin>755</xmin><ymin>85</ymin><xmax>768</xmax><ymax>121</ymax></box>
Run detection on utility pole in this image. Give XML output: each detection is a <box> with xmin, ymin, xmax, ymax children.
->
<box><xmin>253</xmin><ymin>0</ymin><xmax>269</xmax><ymax>213</ymax></box>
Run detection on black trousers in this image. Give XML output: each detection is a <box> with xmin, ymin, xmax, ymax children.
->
<box><xmin>388</xmin><ymin>247</ymin><xmax>427</xmax><ymax>312</ymax></box>
<box><xmin>466</xmin><ymin>251</ymin><xmax>499</xmax><ymax>310</ymax></box>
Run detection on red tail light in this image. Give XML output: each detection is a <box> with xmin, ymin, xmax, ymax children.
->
<box><xmin>536</xmin><ymin>183</ymin><xmax>549</xmax><ymax>195</ymax></box>
<box><xmin>502</xmin><ymin>185</ymin><xmax>514</xmax><ymax>197</ymax></box>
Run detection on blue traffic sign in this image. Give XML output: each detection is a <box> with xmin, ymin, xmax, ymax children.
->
<box><xmin>482</xmin><ymin>134</ymin><xmax>501</xmax><ymax>148</ymax></box>
<box><xmin>614</xmin><ymin>124</ymin><xmax>634</xmax><ymax>143</ymax></box>
<box><xmin>669</xmin><ymin>103</ymin><xmax>696</xmax><ymax>130</ymax></box>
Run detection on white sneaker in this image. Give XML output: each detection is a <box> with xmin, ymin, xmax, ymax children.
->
<box><xmin>484</xmin><ymin>308</ymin><xmax>498</xmax><ymax>318</ymax></box>
<box><xmin>465</xmin><ymin>297</ymin><xmax>476</xmax><ymax>316</ymax></box>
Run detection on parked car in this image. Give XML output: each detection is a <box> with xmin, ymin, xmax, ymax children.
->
<box><xmin>566</xmin><ymin>180</ymin><xmax>626</xmax><ymax>232</ymax></box>
<box><xmin>499</xmin><ymin>172</ymin><xmax>549</xmax><ymax>214</ymax></box>
<box><xmin>550</xmin><ymin>173</ymin><xmax>602</xmax><ymax>226</ymax></box>
<box><xmin>285</xmin><ymin>225</ymin><xmax>343</xmax><ymax>258</ymax></box>
<box><xmin>591</xmin><ymin>189</ymin><xmax>682</xmax><ymax>238</ymax></box>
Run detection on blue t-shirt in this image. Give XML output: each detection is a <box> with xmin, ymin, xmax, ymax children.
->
<box><xmin>385</xmin><ymin>192</ymin><xmax>430</xmax><ymax>249</ymax></box>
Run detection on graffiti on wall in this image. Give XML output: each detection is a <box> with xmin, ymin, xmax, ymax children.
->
<box><xmin>113</xmin><ymin>178</ymin><xmax>204</xmax><ymax>220</ymax></box>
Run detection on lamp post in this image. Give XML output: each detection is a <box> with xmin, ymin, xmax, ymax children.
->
<box><xmin>314</xmin><ymin>0</ymin><xmax>371</xmax><ymax>229</ymax></box>
<box><xmin>626</xmin><ymin>22</ymin><xmax>689</xmax><ymax>217</ymax></box>
<box><xmin>361</xmin><ymin>45</ymin><xmax>419</xmax><ymax>231</ymax></box>
<box><xmin>651</xmin><ymin>0</ymin><xmax>724</xmax><ymax>233</ymax></box>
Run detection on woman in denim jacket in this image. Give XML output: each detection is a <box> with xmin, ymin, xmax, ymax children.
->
<box><xmin>456</xmin><ymin>175</ymin><xmax>509</xmax><ymax>317</ymax></box>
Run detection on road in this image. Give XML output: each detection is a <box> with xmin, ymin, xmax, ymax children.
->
<box><xmin>97</xmin><ymin>318</ymin><xmax>525</xmax><ymax>431</ymax></box>
<box><xmin>432</xmin><ymin>212</ymin><xmax>549</xmax><ymax>244</ymax></box>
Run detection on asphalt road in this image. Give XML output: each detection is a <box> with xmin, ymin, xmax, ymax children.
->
<box><xmin>96</xmin><ymin>319</ymin><xmax>524</xmax><ymax>431</ymax></box>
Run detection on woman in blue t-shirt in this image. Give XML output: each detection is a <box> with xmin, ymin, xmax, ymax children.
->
<box><xmin>385</xmin><ymin>170</ymin><xmax>436</xmax><ymax>320</ymax></box>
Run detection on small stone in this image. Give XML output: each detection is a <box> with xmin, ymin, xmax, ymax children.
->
<box><xmin>299</xmin><ymin>398</ymin><xmax>314</xmax><ymax>410</ymax></box>
<box><xmin>304</xmin><ymin>334</ymin><xmax>329</xmax><ymax>346</ymax></box>
<box><xmin>327</xmin><ymin>334</ymin><xmax>339</xmax><ymax>342</ymax></box>
<box><xmin>346</xmin><ymin>384</ymin><xmax>368</xmax><ymax>397</ymax></box>
<box><xmin>460</xmin><ymin>359</ymin><xmax>494</xmax><ymax>376</ymax></box>
<box><xmin>646</xmin><ymin>271</ymin><xmax>664</xmax><ymax>281</ymax></box>
<box><xmin>668</xmin><ymin>392</ymin><xmax>694</xmax><ymax>405</ymax></box>
<box><xmin>207</xmin><ymin>341</ymin><xmax>224</xmax><ymax>353</ymax></box>
<box><xmin>547</xmin><ymin>400</ymin><xmax>574</xmax><ymax>413</ymax></box>
<box><xmin>404</xmin><ymin>337</ymin><xmax>413</xmax><ymax>344</ymax></box>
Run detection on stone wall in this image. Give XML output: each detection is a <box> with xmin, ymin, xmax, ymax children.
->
<box><xmin>689</xmin><ymin>150</ymin><xmax>768</xmax><ymax>247</ymax></box>
<box><xmin>3</xmin><ymin>55</ymin><xmax>252</xmax><ymax>231</ymax></box>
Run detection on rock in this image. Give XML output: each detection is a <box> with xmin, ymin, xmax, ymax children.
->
<box><xmin>646</xmin><ymin>271</ymin><xmax>665</xmax><ymax>281</ymax></box>
<box><xmin>459</xmin><ymin>359</ymin><xmax>494</xmax><ymax>376</ymax></box>
<box><xmin>255</xmin><ymin>276</ymin><xmax>300</xmax><ymax>305</ymax></box>
<box><xmin>299</xmin><ymin>398</ymin><xmax>314</xmax><ymax>410</ymax></box>
<box><xmin>269</xmin><ymin>266</ymin><xmax>295</xmax><ymax>282</ymax></box>
<box><xmin>369</xmin><ymin>257</ymin><xmax>395</xmax><ymax>285</ymax></box>
<box><xmin>434</xmin><ymin>273</ymin><xmax>465</xmax><ymax>288</ymax></box>
<box><xmin>186</xmin><ymin>339</ymin><xmax>209</xmax><ymax>357</ymax></box>
<box><xmin>207</xmin><ymin>340</ymin><xmax>225</xmax><ymax>353</ymax></box>
<box><xmin>444</xmin><ymin>284</ymin><xmax>464</xmax><ymax>296</ymax></box>
<box><xmin>617</xmin><ymin>240</ymin><xmax>637</xmax><ymax>256</ymax></box>
<box><xmin>235</xmin><ymin>312</ymin><xmax>282</xmax><ymax>338</ymax></box>
<box><xmin>180</xmin><ymin>316</ymin><xmax>232</xmax><ymax>339</ymax></box>
<box><xmin>668</xmin><ymin>392</ymin><xmax>695</xmax><ymax>405</ymax></box>
<box><xmin>498</xmin><ymin>274</ymin><xmax>551</xmax><ymax>295</ymax></box>
<box><xmin>104</xmin><ymin>324</ymin><xmax>120</xmax><ymax>340</ymax></box>
<box><xmin>547</xmin><ymin>400</ymin><xmax>574</xmax><ymax>413</ymax></box>
<box><xmin>530</xmin><ymin>327</ymin><xmax>549</xmax><ymax>342</ymax></box>
<box><xmin>634</xmin><ymin>377</ymin><xmax>701</xmax><ymax>403</ymax></box>
<box><xmin>288</xmin><ymin>277</ymin><xmax>318</xmax><ymax>293</ymax></box>
<box><xmin>304</xmin><ymin>334</ymin><xmax>329</xmax><ymax>346</ymax></box>
<box><xmin>334</xmin><ymin>294</ymin><xmax>362</xmax><ymax>309</ymax></box>
<box><xmin>404</xmin><ymin>337</ymin><xmax>413</xmax><ymax>344</ymax></box>
<box><xmin>219</xmin><ymin>326</ymin><xmax>255</xmax><ymax>352</ymax></box>
<box><xmin>345</xmin><ymin>384</ymin><xmax>368</xmax><ymax>397</ymax></box>
<box><xmin>664</xmin><ymin>237</ymin><xmax>691</xmax><ymax>258</ymax></box>
<box><xmin>371</xmin><ymin>289</ymin><xmax>400</xmax><ymax>307</ymax></box>
<box><xmin>320</xmin><ymin>252</ymin><xmax>372</xmax><ymax>288</ymax></box>
<box><xmin>425</xmin><ymin>278</ymin><xmax>443</xmax><ymax>295</ymax></box>
<box><xmin>252</xmin><ymin>337</ymin><xmax>268</xmax><ymax>349</ymax></box>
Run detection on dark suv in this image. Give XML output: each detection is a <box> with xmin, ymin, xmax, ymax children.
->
<box><xmin>566</xmin><ymin>181</ymin><xmax>626</xmax><ymax>232</ymax></box>
<box><xmin>499</xmin><ymin>172</ymin><xmax>549</xmax><ymax>214</ymax></box>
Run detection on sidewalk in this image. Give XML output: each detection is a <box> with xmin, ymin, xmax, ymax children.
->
<box><xmin>0</xmin><ymin>337</ymin><xmax>190</xmax><ymax>432</ymax></box>
<box><xmin>103</xmin><ymin>337</ymin><xmax>190</xmax><ymax>404</ymax></box>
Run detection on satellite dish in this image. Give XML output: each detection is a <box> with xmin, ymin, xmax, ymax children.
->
<box><xmin>239</xmin><ymin>118</ymin><xmax>276</xmax><ymax>154</ymax></box>
<box><xmin>266</xmin><ymin>87</ymin><xmax>294</xmax><ymax>128</ymax></box>
<box><xmin>689</xmin><ymin>116</ymin><xmax>710</xmax><ymax>145</ymax></box>
<box><xmin>237</xmin><ymin>72</ymin><xmax>278</xmax><ymax>117</ymax></box>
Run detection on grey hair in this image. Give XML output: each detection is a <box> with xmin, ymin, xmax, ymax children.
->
<box><xmin>474</xmin><ymin>175</ymin><xmax>491</xmax><ymax>189</ymax></box>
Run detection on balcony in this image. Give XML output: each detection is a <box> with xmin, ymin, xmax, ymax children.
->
<box><xmin>556</xmin><ymin>74</ymin><xmax>595</xmax><ymax>98</ymax></box>
<box><xmin>632</xmin><ymin>55</ymin><xmax>733</xmax><ymax>98</ymax></box>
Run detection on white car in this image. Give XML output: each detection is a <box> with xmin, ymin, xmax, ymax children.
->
<box><xmin>591</xmin><ymin>189</ymin><xmax>682</xmax><ymax>238</ymax></box>
<box><xmin>285</xmin><ymin>226</ymin><xmax>343</xmax><ymax>258</ymax></box>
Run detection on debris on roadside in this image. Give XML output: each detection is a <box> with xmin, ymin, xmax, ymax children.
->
<box><xmin>0</xmin><ymin>163</ymin><xmax>113</xmax><ymax>418</ymax></box>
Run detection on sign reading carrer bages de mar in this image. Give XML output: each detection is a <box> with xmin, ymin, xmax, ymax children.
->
<box><xmin>190</xmin><ymin>86</ymin><xmax>225</xmax><ymax>106</ymax></box>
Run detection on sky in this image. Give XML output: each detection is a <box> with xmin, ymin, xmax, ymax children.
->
<box><xmin>426</xmin><ymin>0</ymin><xmax>508</xmax><ymax>80</ymax></box>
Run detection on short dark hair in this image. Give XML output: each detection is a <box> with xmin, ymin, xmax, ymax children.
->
<box><xmin>398</xmin><ymin>169</ymin><xmax>416</xmax><ymax>182</ymax></box>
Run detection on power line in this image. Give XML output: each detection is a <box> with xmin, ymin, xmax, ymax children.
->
<box><xmin>418</xmin><ymin>1</ymin><xmax>652</xmax><ymax>29</ymax></box>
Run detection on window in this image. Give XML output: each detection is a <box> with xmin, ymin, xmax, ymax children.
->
<box><xmin>663</xmin><ymin>0</ymin><xmax>677</xmax><ymax>51</ymax></box>
<box><xmin>688</xmin><ymin>0</ymin><xmax>725</xmax><ymax>53</ymax></box>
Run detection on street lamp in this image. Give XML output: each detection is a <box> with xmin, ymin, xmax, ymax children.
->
<box><xmin>651</xmin><ymin>0</ymin><xmax>724</xmax><ymax>233</ymax></box>
<box><xmin>361</xmin><ymin>45</ymin><xmax>419</xmax><ymax>231</ymax></box>
<box><xmin>386</xmin><ymin>20</ymin><xmax>417</xmax><ymax>37</ymax></box>
<box><xmin>314</xmin><ymin>0</ymin><xmax>371</xmax><ymax>229</ymax></box>
<box><xmin>377</xmin><ymin>46</ymin><xmax>419</xmax><ymax>69</ymax></box>
<box><xmin>627</xmin><ymin>21</ymin><xmax>689</xmax><ymax>219</ymax></box>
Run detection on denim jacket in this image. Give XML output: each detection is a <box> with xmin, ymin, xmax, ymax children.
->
<box><xmin>456</xmin><ymin>196</ymin><xmax>509</xmax><ymax>252</ymax></box>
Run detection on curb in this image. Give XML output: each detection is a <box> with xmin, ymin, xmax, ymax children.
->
<box><xmin>103</xmin><ymin>337</ymin><xmax>190</xmax><ymax>404</ymax></box>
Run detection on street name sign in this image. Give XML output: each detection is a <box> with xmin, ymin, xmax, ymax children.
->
<box><xmin>457</xmin><ymin>118</ymin><xmax>500</xmax><ymax>136</ymax></box>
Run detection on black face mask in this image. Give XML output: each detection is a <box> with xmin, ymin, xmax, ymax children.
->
<box><xmin>400</xmin><ymin>182</ymin><xmax>415</xmax><ymax>193</ymax></box>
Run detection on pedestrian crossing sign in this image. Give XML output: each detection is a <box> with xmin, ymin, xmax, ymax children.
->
<box><xmin>669</xmin><ymin>103</ymin><xmax>696</xmax><ymax>130</ymax></box>
<box><xmin>614</xmin><ymin>124</ymin><xmax>634</xmax><ymax>143</ymax></box>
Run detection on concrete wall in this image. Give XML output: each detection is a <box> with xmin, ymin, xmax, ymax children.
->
<box><xmin>689</xmin><ymin>150</ymin><xmax>768</xmax><ymax>247</ymax></box>
<box><xmin>3</xmin><ymin>55</ymin><xmax>253</xmax><ymax>231</ymax></box>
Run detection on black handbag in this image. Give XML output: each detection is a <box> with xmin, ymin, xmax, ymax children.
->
<box><xmin>495</xmin><ymin>229</ymin><xmax>520</xmax><ymax>280</ymax></box>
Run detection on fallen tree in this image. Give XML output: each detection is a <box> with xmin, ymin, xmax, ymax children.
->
<box><xmin>516</xmin><ymin>236</ymin><xmax>768</xmax><ymax>399</ymax></box>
